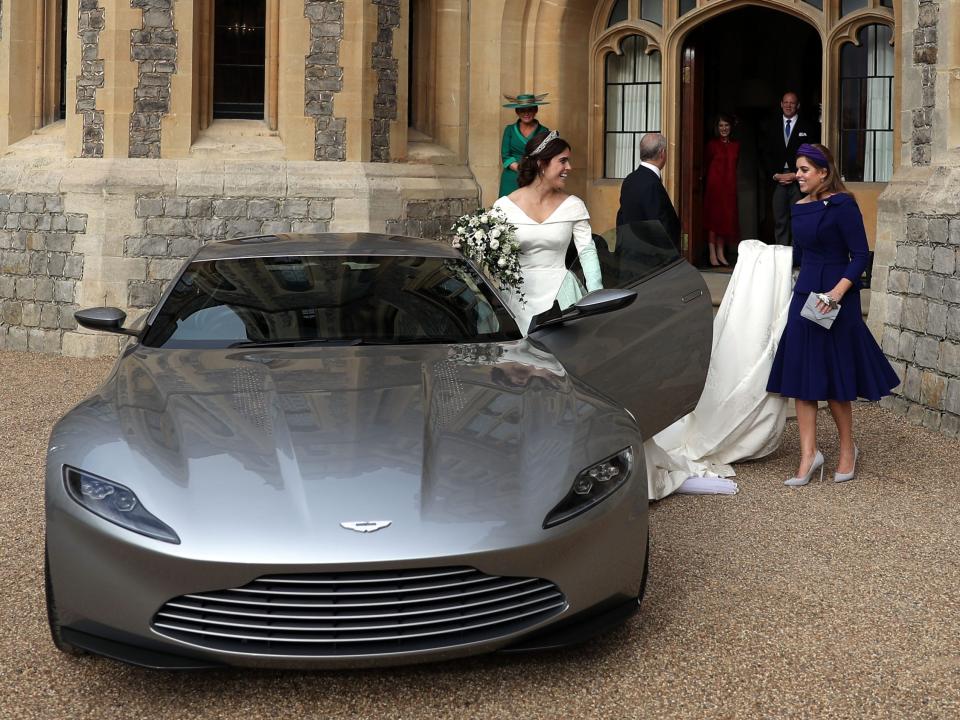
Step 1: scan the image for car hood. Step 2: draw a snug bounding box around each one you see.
[51,341,635,562]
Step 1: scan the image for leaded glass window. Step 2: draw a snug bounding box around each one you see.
[607,0,627,27]
[605,35,662,179]
[679,0,696,15]
[839,24,894,182]
[840,0,867,16]
[641,0,663,26]
[802,0,823,9]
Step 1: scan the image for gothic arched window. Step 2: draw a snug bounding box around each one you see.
[838,24,894,182]
[604,35,662,179]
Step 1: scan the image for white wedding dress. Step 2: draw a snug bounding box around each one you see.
[493,195,602,332]
[645,240,795,500]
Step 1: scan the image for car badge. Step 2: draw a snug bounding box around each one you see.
[340,521,392,533]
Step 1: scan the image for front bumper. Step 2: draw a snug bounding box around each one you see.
[47,470,647,669]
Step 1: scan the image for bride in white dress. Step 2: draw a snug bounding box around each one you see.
[492,131,603,331]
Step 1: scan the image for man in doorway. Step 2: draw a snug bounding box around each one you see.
[616,132,681,249]
[763,91,820,245]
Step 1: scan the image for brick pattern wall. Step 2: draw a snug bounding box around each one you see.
[371,0,400,163]
[304,0,346,161]
[0,193,87,353]
[880,214,960,436]
[129,0,177,159]
[386,199,478,242]
[125,195,334,308]
[911,1,939,166]
[78,0,106,159]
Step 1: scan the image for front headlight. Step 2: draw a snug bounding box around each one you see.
[543,447,633,528]
[64,467,180,544]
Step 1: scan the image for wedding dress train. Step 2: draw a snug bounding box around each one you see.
[645,240,795,500]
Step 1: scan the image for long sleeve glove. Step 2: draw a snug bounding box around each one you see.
[573,219,603,292]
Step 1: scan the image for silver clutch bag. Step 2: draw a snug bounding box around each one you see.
[800,292,840,329]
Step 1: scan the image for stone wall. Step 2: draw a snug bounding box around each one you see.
[304,0,346,161]
[125,194,334,308]
[911,1,940,166]
[129,0,177,159]
[0,193,87,353]
[371,0,400,163]
[880,212,960,436]
[386,199,477,243]
[78,0,106,159]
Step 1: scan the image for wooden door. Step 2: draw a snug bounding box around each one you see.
[680,44,705,265]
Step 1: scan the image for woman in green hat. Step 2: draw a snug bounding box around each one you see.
[499,93,550,198]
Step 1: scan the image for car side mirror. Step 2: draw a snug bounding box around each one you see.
[529,288,638,333]
[74,307,139,336]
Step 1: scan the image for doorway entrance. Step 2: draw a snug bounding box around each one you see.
[679,7,822,267]
[213,0,266,119]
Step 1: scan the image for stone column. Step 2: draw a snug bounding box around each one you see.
[277,0,316,159]
[874,0,960,436]
[0,0,40,150]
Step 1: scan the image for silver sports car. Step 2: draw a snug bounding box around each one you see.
[45,229,710,669]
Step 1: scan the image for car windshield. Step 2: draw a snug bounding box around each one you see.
[141,255,522,349]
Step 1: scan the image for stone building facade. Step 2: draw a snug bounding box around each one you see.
[0,1,959,438]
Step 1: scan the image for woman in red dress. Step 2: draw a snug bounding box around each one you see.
[703,114,740,266]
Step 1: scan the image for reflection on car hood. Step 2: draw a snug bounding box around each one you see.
[51,341,634,562]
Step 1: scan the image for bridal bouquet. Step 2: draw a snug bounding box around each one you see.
[450,207,524,304]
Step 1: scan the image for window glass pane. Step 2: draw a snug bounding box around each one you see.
[142,256,522,348]
[637,45,660,83]
[606,134,634,179]
[623,85,648,131]
[214,0,266,119]
[608,0,628,27]
[604,36,661,179]
[641,0,662,26]
[679,0,696,15]
[866,78,891,129]
[802,0,823,9]
[606,85,622,132]
[879,0,893,7]
[840,0,867,16]
[647,83,661,129]
[606,41,635,83]
[838,24,894,182]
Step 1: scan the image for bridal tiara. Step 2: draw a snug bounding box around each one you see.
[530,130,560,156]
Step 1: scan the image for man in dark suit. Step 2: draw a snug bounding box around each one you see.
[762,91,820,245]
[616,132,681,249]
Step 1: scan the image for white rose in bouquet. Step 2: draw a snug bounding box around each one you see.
[447,206,524,306]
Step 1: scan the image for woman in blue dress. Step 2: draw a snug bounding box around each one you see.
[499,93,550,198]
[767,143,900,487]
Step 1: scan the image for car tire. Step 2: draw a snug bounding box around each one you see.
[44,548,86,656]
[637,530,650,605]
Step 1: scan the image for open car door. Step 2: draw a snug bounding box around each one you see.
[529,222,712,440]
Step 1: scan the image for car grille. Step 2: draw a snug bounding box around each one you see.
[151,567,567,656]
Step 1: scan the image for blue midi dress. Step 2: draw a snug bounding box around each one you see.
[766,193,900,401]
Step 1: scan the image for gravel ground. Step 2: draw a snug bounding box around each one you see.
[1,350,957,720]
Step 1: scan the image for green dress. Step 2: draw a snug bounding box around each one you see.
[498,121,549,198]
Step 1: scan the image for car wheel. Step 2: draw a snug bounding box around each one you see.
[44,548,86,656]
[637,530,650,605]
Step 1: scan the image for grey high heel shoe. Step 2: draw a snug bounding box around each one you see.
[784,449,824,487]
[833,446,859,483]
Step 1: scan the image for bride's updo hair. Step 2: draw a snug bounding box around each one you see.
[517,132,571,188]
